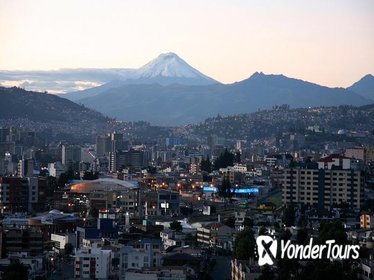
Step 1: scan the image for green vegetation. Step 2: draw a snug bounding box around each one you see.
[213,149,235,170]
[64,242,74,255]
[233,228,255,260]
[218,177,232,198]
[169,221,183,232]
[200,156,212,173]
[3,260,28,280]
[282,204,295,227]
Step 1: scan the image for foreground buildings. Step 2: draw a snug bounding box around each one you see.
[0,120,373,279]
[282,155,364,209]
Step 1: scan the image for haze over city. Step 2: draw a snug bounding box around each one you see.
[1,0,373,87]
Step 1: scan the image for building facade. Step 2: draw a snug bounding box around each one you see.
[74,245,112,279]
[282,156,364,209]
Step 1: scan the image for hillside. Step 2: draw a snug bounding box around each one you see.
[189,104,374,142]
[0,87,108,122]
[0,87,110,141]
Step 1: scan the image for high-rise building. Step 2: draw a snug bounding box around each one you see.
[0,128,9,142]
[109,150,144,172]
[110,132,124,151]
[48,162,64,178]
[0,177,47,212]
[61,144,81,165]
[96,135,111,157]
[282,155,364,210]
[17,158,34,177]
[96,133,125,158]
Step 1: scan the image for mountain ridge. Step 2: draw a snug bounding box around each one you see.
[67,72,372,126]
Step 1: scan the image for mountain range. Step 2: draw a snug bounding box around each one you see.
[1,52,373,125]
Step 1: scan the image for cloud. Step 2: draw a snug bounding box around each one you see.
[0,69,136,93]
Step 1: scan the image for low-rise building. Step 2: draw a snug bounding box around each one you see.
[124,267,187,280]
[160,229,193,250]
[361,212,374,229]
[119,240,164,279]
[51,233,76,253]
[197,223,235,250]
[231,259,261,280]
[360,250,374,280]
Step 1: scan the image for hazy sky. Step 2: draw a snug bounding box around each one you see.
[0,0,373,87]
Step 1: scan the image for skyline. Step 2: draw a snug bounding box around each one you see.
[0,0,373,88]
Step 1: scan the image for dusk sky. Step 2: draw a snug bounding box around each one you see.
[0,0,373,87]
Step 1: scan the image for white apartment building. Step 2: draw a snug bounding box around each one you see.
[48,162,64,178]
[74,245,112,279]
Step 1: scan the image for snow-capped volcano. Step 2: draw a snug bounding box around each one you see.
[1,52,218,96]
[135,52,217,85]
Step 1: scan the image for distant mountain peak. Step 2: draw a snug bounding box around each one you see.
[157,52,180,60]
[361,74,374,80]
[348,73,374,101]
[249,72,265,79]
[137,52,217,84]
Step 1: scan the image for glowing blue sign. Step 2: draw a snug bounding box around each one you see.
[202,186,259,193]
[203,186,217,192]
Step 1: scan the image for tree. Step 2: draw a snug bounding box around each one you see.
[233,228,255,260]
[317,220,347,245]
[235,151,241,163]
[297,227,309,245]
[242,217,253,229]
[213,149,235,170]
[282,204,295,227]
[257,265,275,280]
[146,166,157,175]
[169,221,183,232]
[295,259,360,280]
[64,242,74,255]
[46,176,58,196]
[201,156,212,173]
[259,226,267,235]
[82,171,99,180]
[89,206,99,218]
[223,216,235,228]
[57,166,77,187]
[218,176,232,198]
[3,259,28,280]
[57,172,69,187]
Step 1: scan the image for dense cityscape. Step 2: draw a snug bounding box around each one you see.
[1,1,373,279]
